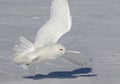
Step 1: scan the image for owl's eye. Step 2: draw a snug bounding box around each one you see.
[60,49,63,51]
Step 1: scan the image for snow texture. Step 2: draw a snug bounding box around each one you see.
[0,0,120,84]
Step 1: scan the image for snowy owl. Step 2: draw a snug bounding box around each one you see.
[14,0,91,67]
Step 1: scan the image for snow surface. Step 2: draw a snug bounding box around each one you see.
[0,0,120,84]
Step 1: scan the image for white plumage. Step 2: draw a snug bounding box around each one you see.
[14,0,72,65]
[35,0,72,48]
[14,0,91,70]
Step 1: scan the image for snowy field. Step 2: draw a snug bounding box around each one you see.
[0,0,120,84]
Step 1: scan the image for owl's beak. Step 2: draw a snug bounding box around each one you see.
[67,50,80,54]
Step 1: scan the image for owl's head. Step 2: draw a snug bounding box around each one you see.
[52,44,66,56]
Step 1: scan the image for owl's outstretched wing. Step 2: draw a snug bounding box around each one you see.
[35,0,72,47]
[62,53,92,66]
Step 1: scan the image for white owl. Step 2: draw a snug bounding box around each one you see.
[14,0,91,69]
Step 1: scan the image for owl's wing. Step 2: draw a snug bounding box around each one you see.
[62,53,92,66]
[34,0,72,47]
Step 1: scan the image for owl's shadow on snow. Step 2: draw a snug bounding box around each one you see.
[23,68,97,80]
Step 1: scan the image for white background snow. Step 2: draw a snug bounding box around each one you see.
[0,0,120,84]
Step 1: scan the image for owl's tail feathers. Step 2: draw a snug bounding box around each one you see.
[13,36,36,64]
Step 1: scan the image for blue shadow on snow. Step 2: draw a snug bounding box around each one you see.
[23,67,97,80]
